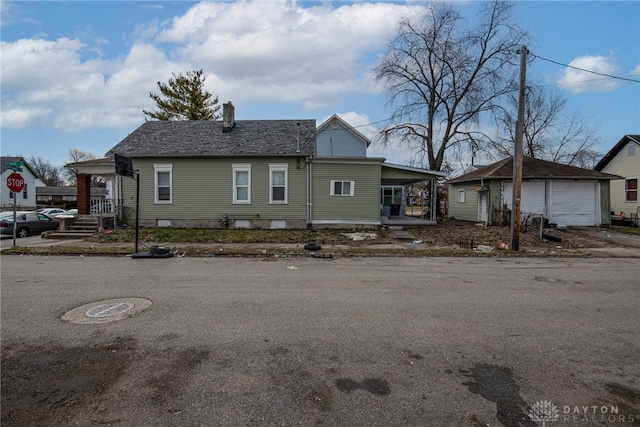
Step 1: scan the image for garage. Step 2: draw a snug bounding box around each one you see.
[447,156,619,226]
[549,181,598,226]
[503,181,546,216]
[503,180,599,226]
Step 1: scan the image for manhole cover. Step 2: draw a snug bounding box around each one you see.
[62,298,152,324]
[86,302,135,318]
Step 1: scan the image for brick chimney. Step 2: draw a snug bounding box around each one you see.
[223,101,235,133]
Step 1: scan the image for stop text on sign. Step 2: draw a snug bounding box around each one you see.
[7,173,25,193]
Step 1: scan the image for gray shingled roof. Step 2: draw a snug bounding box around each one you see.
[448,156,622,184]
[106,120,317,157]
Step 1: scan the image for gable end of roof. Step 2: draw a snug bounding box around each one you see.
[594,134,640,171]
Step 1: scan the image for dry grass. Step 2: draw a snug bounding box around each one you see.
[406,218,616,250]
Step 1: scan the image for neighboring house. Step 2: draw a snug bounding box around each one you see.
[64,157,117,215]
[36,186,109,204]
[447,156,622,227]
[1,156,44,209]
[594,135,639,221]
[103,102,445,229]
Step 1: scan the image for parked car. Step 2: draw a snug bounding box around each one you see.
[0,211,60,238]
[36,208,67,218]
[54,209,78,219]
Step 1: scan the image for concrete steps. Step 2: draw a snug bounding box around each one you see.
[68,215,100,232]
[44,215,100,239]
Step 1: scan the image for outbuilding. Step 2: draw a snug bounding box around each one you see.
[447,156,622,227]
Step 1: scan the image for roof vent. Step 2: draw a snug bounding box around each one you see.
[223,101,236,133]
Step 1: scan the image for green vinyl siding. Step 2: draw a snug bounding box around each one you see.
[121,157,307,221]
[447,183,480,221]
[312,162,380,222]
[600,180,611,225]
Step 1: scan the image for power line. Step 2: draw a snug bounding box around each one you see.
[336,52,640,132]
[531,53,640,84]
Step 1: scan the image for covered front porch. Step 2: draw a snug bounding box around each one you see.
[64,157,121,226]
[380,163,448,225]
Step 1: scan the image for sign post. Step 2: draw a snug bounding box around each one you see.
[114,153,140,253]
[6,171,26,247]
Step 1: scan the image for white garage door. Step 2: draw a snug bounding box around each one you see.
[550,181,598,226]
[502,181,546,215]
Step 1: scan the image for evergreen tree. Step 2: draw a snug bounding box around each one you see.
[143,69,221,121]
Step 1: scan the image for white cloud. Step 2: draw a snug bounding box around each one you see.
[556,55,621,93]
[156,1,419,104]
[0,106,52,129]
[1,1,420,132]
[0,38,189,131]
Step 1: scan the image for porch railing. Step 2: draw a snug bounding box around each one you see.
[90,197,115,214]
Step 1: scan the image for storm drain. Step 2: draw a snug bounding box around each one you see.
[61,298,152,324]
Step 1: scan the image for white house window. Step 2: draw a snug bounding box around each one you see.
[458,189,466,203]
[154,164,173,204]
[625,178,638,202]
[628,144,637,157]
[233,164,251,204]
[9,185,28,200]
[269,164,288,204]
[330,180,355,196]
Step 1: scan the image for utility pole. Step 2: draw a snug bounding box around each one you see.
[510,45,528,251]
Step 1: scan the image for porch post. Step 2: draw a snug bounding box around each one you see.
[77,174,91,215]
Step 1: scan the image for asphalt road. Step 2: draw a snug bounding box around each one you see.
[0,234,59,249]
[1,255,639,427]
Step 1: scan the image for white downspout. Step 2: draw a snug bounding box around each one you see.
[306,156,313,226]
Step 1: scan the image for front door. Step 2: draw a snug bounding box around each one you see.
[478,191,488,222]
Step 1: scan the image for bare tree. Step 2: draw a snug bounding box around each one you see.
[66,148,96,164]
[491,85,602,167]
[64,148,104,186]
[28,156,64,186]
[374,0,528,171]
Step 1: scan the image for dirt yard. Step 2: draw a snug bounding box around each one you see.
[402,218,619,251]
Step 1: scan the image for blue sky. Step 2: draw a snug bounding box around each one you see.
[1,0,639,171]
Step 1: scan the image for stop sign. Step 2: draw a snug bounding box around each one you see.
[7,172,25,193]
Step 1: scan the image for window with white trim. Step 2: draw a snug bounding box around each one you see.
[154,164,173,204]
[9,184,28,200]
[233,164,251,204]
[458,189,466,203]
[625,178,637,202]
[269,164,288,204]
[330,180,355,196]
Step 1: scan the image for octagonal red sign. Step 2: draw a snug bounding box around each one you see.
[7,172,25,193]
